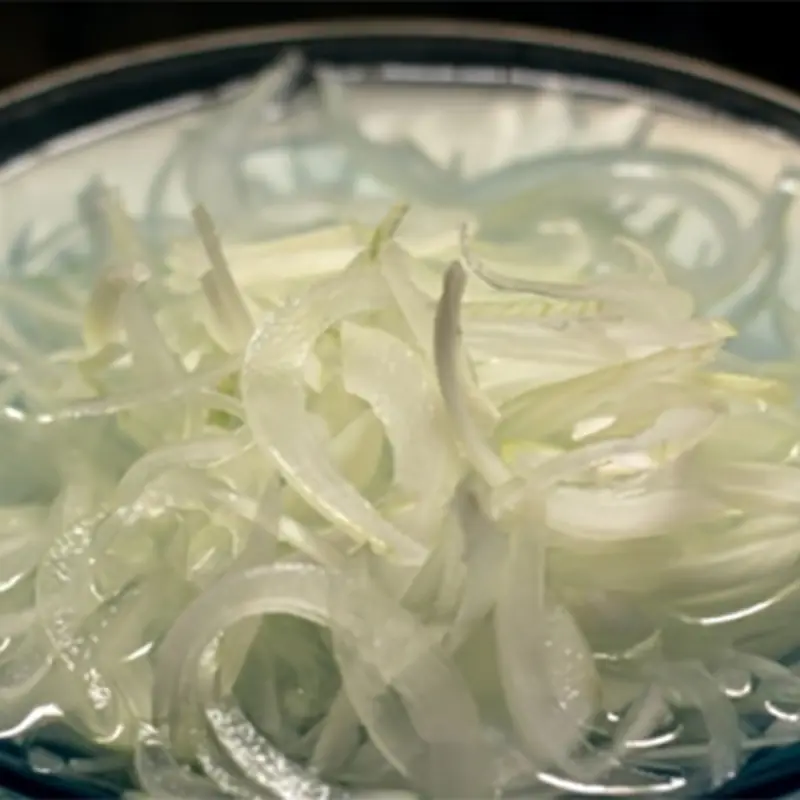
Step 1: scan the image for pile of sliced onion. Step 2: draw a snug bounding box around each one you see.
[4,52,800,800]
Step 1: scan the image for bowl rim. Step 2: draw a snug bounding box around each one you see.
[0,17,799,113]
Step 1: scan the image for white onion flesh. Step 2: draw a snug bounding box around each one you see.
[2,51,800,800]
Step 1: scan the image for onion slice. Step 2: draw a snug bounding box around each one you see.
[434,262,511,487]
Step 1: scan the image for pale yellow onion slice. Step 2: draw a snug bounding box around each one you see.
[433,262,511,487]
[242,376,423,563]
[380,241,501,427]
[496,405,718,525]
[493,503,598,773]
[463,316,622,364]
[166,213,463,301]
[650,662,741,788]
[0,505,50,590]
[400,507,470,624]
[309,374,371,438]
[375,242,437,360]
[327,560,494,797]
[704,461,800,511]
[0,628,54,706]
[195,732,270,800]
[152,563,334,798]
[5,467,118,710]
[545,482,724,543]
[460,224,698,324]
[35,464,262,741]
[82,187,151,353]
[341,321,460,523]
[666,514,800,587]
[241,259,425,564]
[36,357,238,425]
[604,317,737,361]
[276,407,387,549]
[154,561,488,796]
[698,409,800,462]
[326,407,387,499]
[118,288,183,384]
[475,356,611,405]
[315,67,460,206]
[205,695,343,800]
[191,205,255,354]
[114,430,254,504]
[134,724,227,799]
[308,691,362,777]
[183,50,306,231]
[446,482,509,648]
[497,343,724,444]
[35,508,159,739]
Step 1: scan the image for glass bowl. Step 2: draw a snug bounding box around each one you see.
[2,18,800,800]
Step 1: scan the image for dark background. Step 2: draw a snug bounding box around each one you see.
[0,2,794,95]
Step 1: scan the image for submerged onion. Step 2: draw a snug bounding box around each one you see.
[2,51,800,800]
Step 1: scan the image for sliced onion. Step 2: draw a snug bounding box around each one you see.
[433,262,511,487]
[327,561,495,798]
[205,695,343,800]
[241,251,426,564]
[494,517,599,776]
[134,724,227,799]
[652,662,741,788]
[6,59,800,797]
[341,321,459,525]
[192,205,255,353]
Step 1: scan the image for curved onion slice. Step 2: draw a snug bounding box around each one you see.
[134,724,227,799]
[341,321,459,524]
[241,256,425,564]
[433,262,511,487]
[196,733,271,800]
[206,695,343,800]
[447,482,508,648]
[153,563,342,797]
[494,516,598,776]
[545,484,722,542]
[652,662,741,788]
[156,558,494,797]
[497,345,724,445]
[460,224,698,324]
[0,628,54,705]
[191,205,254,354]
[327,561,494,798]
